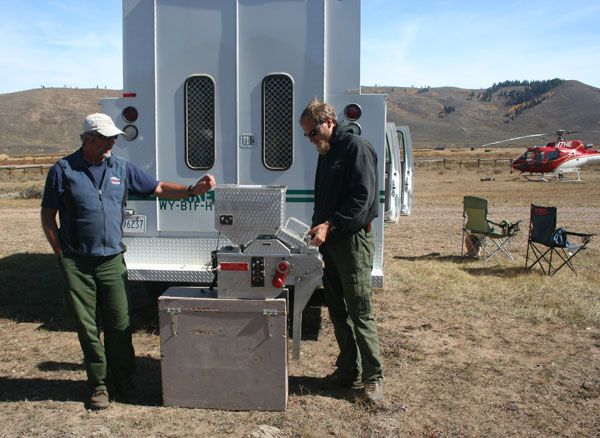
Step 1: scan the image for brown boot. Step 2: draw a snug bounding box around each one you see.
[89,386,109,410]
[356,380,384,404]
[320,370,363,390]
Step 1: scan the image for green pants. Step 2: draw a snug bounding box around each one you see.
[58,252,135,388]
[321,228,383,383]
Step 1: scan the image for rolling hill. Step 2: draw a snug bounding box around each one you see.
[371,80,600,148]
[0,88,120,155]
[1,80,599,155]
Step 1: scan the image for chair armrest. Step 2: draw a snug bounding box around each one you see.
[564,231,594,237]
[564,231,594,244]
[489,219,521,235]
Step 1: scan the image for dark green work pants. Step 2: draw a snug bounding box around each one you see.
[59,252,135,389]
[321,227,384,384]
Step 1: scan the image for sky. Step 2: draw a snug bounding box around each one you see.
[0,0,599,94]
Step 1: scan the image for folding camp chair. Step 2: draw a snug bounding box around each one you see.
[461,196,521,261]
[526,204,594,275]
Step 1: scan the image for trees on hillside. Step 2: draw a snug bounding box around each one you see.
[479,79,564,103]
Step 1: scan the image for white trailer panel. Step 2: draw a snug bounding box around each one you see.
[101,0,413,288]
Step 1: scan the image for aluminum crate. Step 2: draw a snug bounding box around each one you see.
[159,287,288,410]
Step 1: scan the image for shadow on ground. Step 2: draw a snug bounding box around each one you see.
[0,253,72,329]
[394,252,473,263]
[0,252,323,340]
[393,252,533,277]
[0,253,179,333]
[289,375,356,403]
[0,356,162,407]
[462,266,531,277]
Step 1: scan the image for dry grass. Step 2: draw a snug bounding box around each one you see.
[413,147,523,160]
[1,165,599,437]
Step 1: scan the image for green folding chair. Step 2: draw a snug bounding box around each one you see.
[461,196,520,261]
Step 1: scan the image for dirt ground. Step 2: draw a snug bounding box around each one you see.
[0,164,599,437]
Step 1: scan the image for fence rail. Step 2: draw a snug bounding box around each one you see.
[0,164,53,175]
[414,158,513,169]
[0,159,515,174]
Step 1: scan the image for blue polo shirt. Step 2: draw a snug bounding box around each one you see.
[42,154,158,210]
[42,149,159,255]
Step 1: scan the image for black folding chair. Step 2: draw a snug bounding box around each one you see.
[526,204,593,275]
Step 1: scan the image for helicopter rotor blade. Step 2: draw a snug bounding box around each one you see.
[481,133,547,147]
[560,130,600,136]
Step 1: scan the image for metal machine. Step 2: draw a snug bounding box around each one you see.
[211,184,322,359]
[158,185,321,409]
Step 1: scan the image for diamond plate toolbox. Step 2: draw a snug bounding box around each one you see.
[214,185,286,246]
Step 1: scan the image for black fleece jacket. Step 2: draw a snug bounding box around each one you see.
[311,120,379,244]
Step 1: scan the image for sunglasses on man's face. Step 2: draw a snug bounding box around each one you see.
[94,133,119,141]
[304,122,323,138]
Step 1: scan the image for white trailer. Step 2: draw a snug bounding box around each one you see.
[101,0,413,288]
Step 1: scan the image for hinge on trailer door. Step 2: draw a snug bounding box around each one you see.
[166,307,181,336]
[263,309,279,338]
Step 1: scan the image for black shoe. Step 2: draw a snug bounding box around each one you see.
[89,386,109,410]
[321,370,363,390]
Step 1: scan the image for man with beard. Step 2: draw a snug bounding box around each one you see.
[299,98,384,404]
[41,113,215,410]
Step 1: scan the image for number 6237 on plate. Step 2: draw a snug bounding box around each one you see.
[123,215,146,233]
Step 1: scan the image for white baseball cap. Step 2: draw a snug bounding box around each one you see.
[82,113,124,137]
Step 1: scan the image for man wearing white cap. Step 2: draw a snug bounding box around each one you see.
[41,113,216,410]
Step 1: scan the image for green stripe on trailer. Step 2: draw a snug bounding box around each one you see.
[286,197,314,203]
[129,189,385,203]
[287,189,314,195]
[286,189,313,203]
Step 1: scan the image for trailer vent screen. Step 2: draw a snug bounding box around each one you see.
[263,74,293,170]
[185,75,215,169]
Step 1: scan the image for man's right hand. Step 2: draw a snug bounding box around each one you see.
[309,221,331,246]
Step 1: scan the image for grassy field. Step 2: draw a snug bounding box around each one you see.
[0,161,599,437]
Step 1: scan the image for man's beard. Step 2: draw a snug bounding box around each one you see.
[316,140,330,155]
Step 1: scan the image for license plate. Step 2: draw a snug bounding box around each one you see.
[123,215,146,233]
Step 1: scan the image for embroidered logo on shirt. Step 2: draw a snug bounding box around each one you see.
[109,176,121,185]
[330,160,342,170]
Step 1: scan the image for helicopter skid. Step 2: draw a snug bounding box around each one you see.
[520,168,582,182]
[520,172,549,182]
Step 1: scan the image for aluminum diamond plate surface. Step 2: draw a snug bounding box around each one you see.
[123,237,225,264]
[214,185,286,246]
[127,267,214,283]
[122,237,226,283]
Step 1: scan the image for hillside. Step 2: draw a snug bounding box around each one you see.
[0,88,120,155]
[369,80,600,148]
[1,81,599,155]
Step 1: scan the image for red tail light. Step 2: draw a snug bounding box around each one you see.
[344,103,362,121]
[122,106,138,123]
[121,106,139,141]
